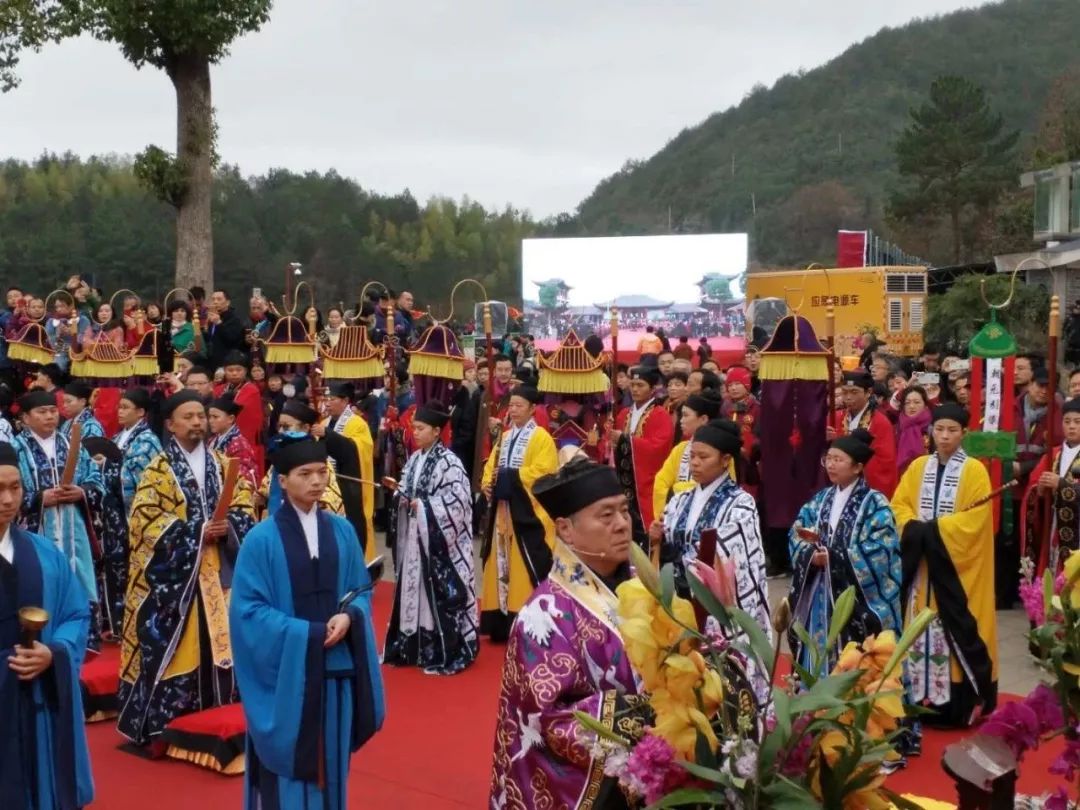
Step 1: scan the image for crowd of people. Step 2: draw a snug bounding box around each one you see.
[0,276,1070,808]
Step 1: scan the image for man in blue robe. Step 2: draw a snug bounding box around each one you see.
[231,439,385,810]
[0,442,95,809]
[13,390,104,652]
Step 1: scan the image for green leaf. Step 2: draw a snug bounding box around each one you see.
[660,562,676,611]
[646,787,727,809]
[827,586,857,650]
[628,543,661,598]
[728,606,776,672]
[678,758,729,783]
[687,568,732,626]
[881,788,928,809]
[1045,567,1057,618]
[881,607,935,681]
[571,710,629,746]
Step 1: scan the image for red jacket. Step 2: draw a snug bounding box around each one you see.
[830,406,898,497]
[215,380,265,473]
[616,400,675,527]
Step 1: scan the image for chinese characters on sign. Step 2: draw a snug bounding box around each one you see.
[810,295,860,307]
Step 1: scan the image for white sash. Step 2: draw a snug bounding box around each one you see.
[917,449,967,520]
[497,419,536,471]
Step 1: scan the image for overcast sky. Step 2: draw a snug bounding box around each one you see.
[3,0,985,218]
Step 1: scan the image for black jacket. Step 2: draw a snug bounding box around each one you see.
[203,306,247,369]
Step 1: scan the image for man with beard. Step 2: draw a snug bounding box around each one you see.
[117,390,256,748]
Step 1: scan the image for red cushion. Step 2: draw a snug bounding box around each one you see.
[80,645,120,697]
[165,703,247,737]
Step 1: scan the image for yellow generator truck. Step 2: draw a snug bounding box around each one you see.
[744,266,927,357]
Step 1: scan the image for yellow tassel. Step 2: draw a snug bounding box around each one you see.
[538,368,610,395]
[84,709,118,724]
[164,745,245,775]
[324,356,384,381]
[759,354,830,381]
[264,345,316,365]
[410,353,463,381]
[70,358,130,379]
[8,343,54,366]
[131,357,160,376]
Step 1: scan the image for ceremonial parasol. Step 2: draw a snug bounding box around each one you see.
[758,312,831,530]
[260,280,317,367]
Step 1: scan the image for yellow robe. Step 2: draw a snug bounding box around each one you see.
[480,423,557,621]
[891,453,997,716]
[323,413,377,562]
[653,440,736,521]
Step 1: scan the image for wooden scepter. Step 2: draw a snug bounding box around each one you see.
[211,457,240,523]
[471,301,495,492]
[60,422,82,486]
[608,306,619,467]
[1043,295,1061,573]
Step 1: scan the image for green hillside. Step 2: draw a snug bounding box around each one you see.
[573,0,1080,266]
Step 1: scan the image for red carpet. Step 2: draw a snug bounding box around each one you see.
[85,582,1064,808]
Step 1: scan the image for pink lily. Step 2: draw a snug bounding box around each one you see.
[689,556,737,607]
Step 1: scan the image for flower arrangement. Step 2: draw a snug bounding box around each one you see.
[577,543,935,809]
[991,554,1080,808]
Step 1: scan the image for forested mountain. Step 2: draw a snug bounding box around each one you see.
[0,155,534,309]
[573,0,1080,266]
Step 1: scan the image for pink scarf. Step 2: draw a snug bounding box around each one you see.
[896,408,932,474]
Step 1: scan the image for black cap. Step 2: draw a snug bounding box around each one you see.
[1064,398,1080,415]
[222,350,249,369]
[0,443,17,468]
[415,400,450,429]
[1032,367,1050,385]
[327,381,354,400]
[630,366,661,386]
[842,370,874,390]
[121,388,151,411]
[281,399,318,426]
[270,438,328,475]
[932,403,969,427]
[18,390,56,413]
[63,381,92,401]
[162,389,205,419]
[509,385,541,405]
[208,395,242,416]
[831,427,875,464]
[684,390,723,420]
[532,459,624,520]
[692,419,742,455]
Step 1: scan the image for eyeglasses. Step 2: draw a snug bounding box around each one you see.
[820,455,849,468]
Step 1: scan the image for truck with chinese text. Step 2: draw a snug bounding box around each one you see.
[744,266,928,357]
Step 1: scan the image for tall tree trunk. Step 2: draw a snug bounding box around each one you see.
[950,203,962,265]
[171,55,214,291]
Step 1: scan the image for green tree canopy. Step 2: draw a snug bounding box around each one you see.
[925,272,1049,354]
[889,75,1019,265]
[1,1,274,290]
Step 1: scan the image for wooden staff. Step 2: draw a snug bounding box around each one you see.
[60,422,82,486]
[608,306,619,466]
[964,479,1018,513]
[211,457,240,523]
[1043,295,1061,572]
[825,301,836,417]
[471,301,495,492]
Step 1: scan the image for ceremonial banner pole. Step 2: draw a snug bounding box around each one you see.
[471,300,495,493]
[825,300,836,418]
[1044,294,1061,572]
[608,306,619,467]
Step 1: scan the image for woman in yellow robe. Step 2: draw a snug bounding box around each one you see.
[890,403,997,728]
[653,391,725,520]
[480,386,557,642]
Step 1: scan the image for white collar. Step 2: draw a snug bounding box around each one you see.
[290,498,320,559]
[687,474,727,528]
[848,403,869,427]
[0,526,11,564]
[30,430,57,454]
[1061,442,1080,476]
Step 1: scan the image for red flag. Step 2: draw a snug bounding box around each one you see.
[836,230,867,268]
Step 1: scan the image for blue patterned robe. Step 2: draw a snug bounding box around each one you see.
[14,431,104,604]
[662,474,773,705]
[788,477,901,678]
[59,408,105,441]
[384,442,478,675]
[117,439,256,746]
[0,528,94,809]
[99,421,163,633]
